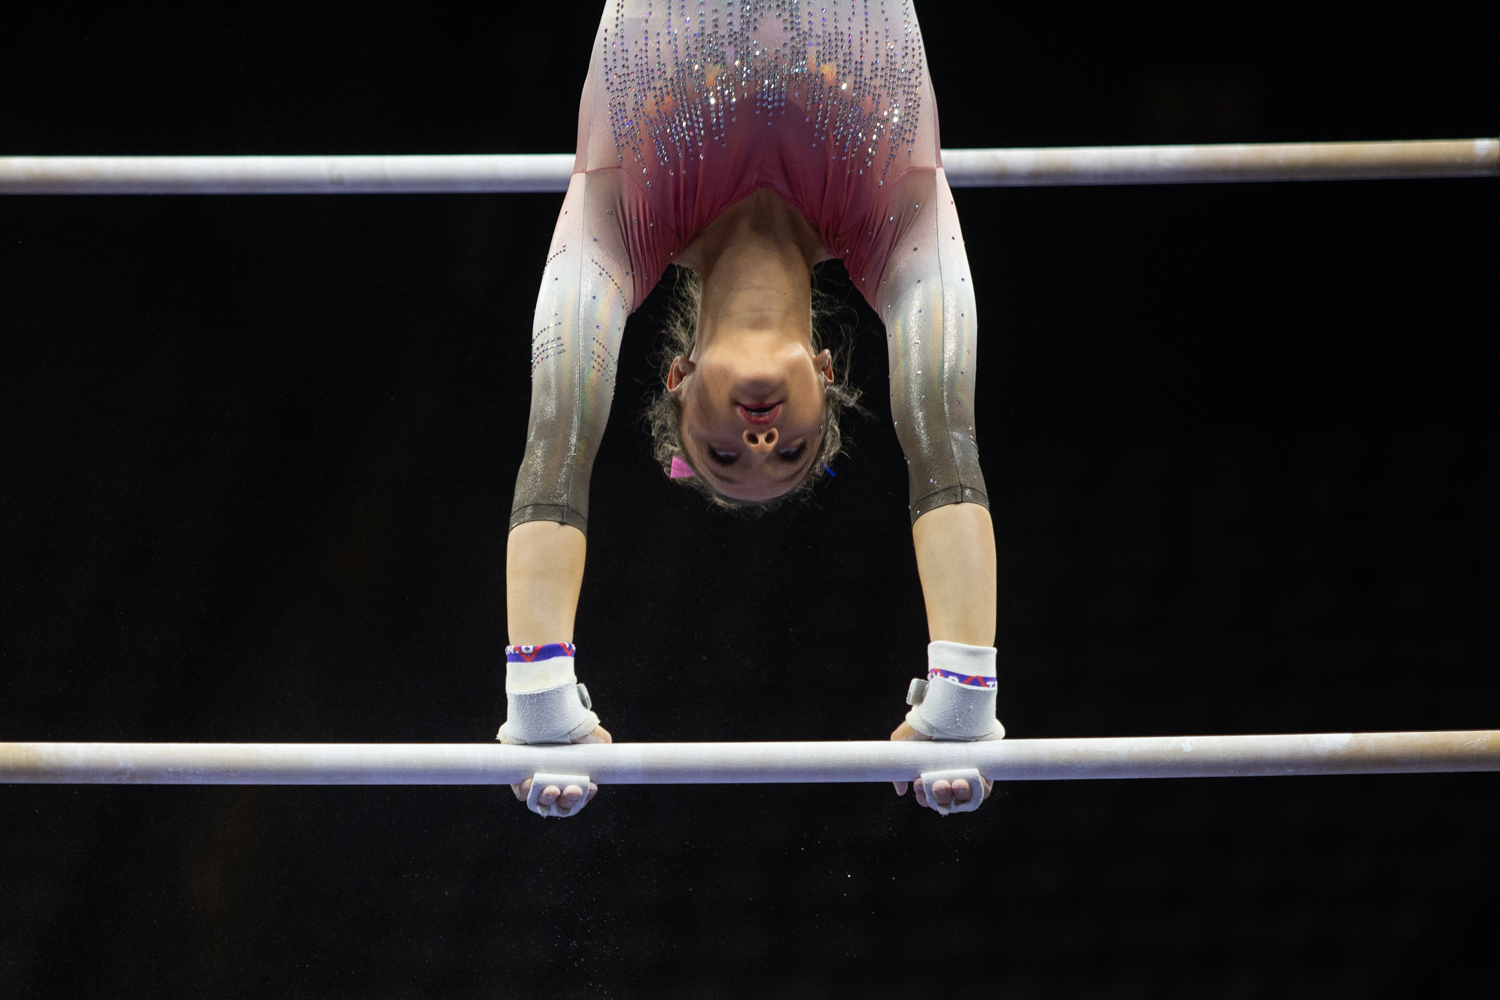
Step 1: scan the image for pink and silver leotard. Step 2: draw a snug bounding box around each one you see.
[510,0,986,533]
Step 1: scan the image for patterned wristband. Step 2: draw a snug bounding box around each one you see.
[927,667,998,689]
[506,642,576,663]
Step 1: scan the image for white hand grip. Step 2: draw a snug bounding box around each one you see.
[918,768,987,815]
[526,772,593,817]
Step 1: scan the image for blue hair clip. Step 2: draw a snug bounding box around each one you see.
[823,463,836,477]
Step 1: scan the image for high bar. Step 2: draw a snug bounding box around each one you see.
[2,731,1496,785]
[0,139,1494,194]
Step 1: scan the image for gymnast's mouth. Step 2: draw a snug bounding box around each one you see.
[736,402,781,425]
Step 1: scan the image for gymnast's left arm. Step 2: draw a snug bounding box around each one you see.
[876,167,1002,810]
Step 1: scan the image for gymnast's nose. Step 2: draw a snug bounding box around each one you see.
[743,427,778,454]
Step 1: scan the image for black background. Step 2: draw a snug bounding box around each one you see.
[2,2,1496,997]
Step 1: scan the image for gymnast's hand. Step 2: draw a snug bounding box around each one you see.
[889,721,994,810]
[509,724,612,815]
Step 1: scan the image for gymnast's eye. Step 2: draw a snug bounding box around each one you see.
[706,447,738,466]
[777,443,807,464]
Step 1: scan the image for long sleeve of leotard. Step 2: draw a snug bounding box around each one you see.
[874,166,988,523]
[508,167,635,535]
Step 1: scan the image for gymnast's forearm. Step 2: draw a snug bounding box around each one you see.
[912,502,997,647]
[505,521,587,645]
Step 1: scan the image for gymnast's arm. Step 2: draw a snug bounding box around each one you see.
[506,165,631,646]
[507,521,586,645]
[877,166,994,645]
[911,501,995,647]
[504,166,631,763]
[879,168,999,795]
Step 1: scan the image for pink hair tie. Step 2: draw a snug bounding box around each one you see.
[669,455,695,479]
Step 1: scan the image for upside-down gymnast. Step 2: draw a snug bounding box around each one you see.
[503,0,1000,815]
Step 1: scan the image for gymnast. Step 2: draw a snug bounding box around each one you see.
[503,1,1000,816]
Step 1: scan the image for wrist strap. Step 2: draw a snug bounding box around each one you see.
[905,641,1004,741]
[497,642,599,745]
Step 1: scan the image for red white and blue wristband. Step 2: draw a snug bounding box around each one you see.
[928,667,999,689]
[498,641,597,745]
[507,642,576,664]
[904,640,1004,742]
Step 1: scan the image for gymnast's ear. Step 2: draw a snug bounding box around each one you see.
[813,348,834,385]
[667,356,695,394]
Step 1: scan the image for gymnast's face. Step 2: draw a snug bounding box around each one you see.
[668,338,833,502]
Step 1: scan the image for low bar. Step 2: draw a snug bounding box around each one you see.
[2,731,1496,786]
[1,139,1494,194]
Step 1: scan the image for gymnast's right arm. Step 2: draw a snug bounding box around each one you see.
[505,165,630,643]
[499,166,632,803]
[505,172,603,650]
[506,523,587,645]
[506,12,629,654]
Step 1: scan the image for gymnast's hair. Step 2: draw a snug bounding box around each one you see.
[645,262,863,512]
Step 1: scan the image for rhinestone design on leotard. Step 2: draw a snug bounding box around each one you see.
[604,0,923,184]
[530,329,566,373]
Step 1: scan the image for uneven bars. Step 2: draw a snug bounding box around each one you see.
[0,139,1494,195]
[2,731,1496,785]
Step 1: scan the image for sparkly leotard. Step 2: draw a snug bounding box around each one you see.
[510,0,986,534]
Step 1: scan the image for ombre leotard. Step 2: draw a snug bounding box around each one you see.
[511,0,986,534]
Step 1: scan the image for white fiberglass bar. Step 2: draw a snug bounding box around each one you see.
[0,153,577,195]
[941,138,1498,187]
[0,139,1494,195]
[2,731,1496,785]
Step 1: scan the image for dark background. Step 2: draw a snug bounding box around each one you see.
[2,2,1496,997]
